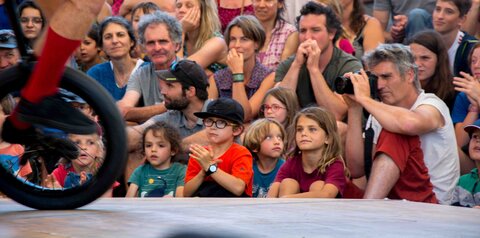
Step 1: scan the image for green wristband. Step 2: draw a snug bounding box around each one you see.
[232,73,244,83]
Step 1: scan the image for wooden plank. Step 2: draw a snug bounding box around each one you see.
[0,198,478,237]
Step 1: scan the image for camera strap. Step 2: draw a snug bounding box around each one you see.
[364,121,374,180]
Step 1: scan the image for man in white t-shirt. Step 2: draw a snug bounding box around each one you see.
[345,44,460,205]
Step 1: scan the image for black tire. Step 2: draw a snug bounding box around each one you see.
[0,64,127,209]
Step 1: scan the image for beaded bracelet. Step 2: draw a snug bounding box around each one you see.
[232,73,244,83]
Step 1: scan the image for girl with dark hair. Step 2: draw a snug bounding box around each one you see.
[18,0,46,49]
[408,30,456,111]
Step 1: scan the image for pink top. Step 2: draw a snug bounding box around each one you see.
[217,1,254,33]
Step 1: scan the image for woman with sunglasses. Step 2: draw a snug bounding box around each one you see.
[18,0,45,50]
[208,15,275,122]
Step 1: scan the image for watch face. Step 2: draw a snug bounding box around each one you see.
[209,164,217,172]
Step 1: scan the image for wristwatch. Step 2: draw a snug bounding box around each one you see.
[205,164,218,176]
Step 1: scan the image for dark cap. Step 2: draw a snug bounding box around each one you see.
[464,119,480,136]
[0,30,17,49]
[194,98,244,125]
[156,60,209,90]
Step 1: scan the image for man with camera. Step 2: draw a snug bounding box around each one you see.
[274,1,362,120]
[344,44,459,204]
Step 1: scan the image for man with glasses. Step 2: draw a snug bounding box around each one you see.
[0,30,20,71]
[126,60,212,183]
[117,10,182,124]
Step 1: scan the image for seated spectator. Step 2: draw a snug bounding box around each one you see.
[243,118,286,197]
[340,0,385,60]
[0,30,20,71]
[18,0,45,50]
[126,121,186,197]
[275,2,362,119]
[267,107,347,198]
[120,0,175,19]
[117,11,182,124]
[314,0,355,55]
[175,0,228,75]
[452,119,480,208]
[0,95,30,179]
[408,30,456,111]
[345,94,438,203]
[253,0,298,71]
[373,0,435,43]
[218,0,254,33]
[87,16,144,101]
[208,15,275,121]
[345,43,459,205]
[433,0,478,77]
[126,60,212,185]
[452,42,480,174]
[129,1,161,60]
[257,87,300,152]
[46,132,103,189]
[184,98,253,197]
[75,24,106,73]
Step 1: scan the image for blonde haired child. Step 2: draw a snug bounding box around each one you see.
[244,118,286,197]
[126,121,186,197]
[47,132,104,189]
[267,107,347,198]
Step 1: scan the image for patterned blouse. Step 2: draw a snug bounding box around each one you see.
[214,59,273,99]
[256,20,297,71]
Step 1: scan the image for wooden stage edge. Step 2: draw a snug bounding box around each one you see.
[0,198,479,238]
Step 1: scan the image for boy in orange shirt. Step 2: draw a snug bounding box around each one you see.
[184,98,253,197]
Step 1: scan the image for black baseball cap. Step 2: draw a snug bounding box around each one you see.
[156,60,209,90]
[194,98,244,125]
[0,30,17,49]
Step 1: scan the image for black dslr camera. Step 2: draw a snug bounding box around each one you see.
[334,71,379,99]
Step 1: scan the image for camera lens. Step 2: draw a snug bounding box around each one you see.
[334,76,354,94]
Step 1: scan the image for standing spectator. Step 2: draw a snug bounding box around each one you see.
[282,0,309,25]
[267,107,347,198]
[345,43,460,205]
[87,16,144,101]
[340,0,385,60]
[0,30,20,71]
[117,11,182,124]
[18,0,45,49]
[217,0,254,33]
[253,0,298,71]
[275,2,362,119]
[243,118,286,197]
[373,0,435,43]
[408,30,456,111]
[184,98,253,197]
[208,15,275,121]
[433,0,477,77]
[75,24,105,73]
[175,0,227,75]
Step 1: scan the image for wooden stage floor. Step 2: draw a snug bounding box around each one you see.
[0,198,478,238]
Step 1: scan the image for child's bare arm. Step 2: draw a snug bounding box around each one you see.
[210,170,246,196]
[125,183,139,197]
[183,171,206,197]
[266,182,280,198]
[175,186,184,197]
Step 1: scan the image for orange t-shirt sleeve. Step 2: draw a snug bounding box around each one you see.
[229,146,253,186]
[185,155,202,183]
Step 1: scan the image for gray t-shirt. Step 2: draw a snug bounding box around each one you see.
[373,0,436,16]
[126,62,164,106]
[275,47,362,108]
[140,99,212,138]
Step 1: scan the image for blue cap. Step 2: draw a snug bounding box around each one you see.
[0,30,17,49]
[464,119,480,135]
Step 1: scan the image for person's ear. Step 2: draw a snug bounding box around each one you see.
[233,125,244,136]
